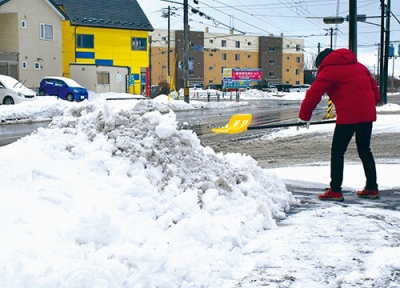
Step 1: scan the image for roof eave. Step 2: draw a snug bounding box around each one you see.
[69,21,154,32]
[45,0,68,20]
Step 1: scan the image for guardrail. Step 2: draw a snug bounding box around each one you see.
[186,90,241,102]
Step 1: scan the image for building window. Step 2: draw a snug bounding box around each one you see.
[235,54,240,61]
[162,65,166,69]
[296,69,300,75]
[269,59,275,64]
[209,66,213,71]
[286,44,290,48]
[189,70,194,76]
[287,56,290,60]
[235,41,240,48]
[22,61,27,69]
[40,23,53,40]
[269,71,275,77]
[162,36,167,41]
[21,20,26,29]
[34,62,41,70]
[209,39,214,44]
[296,56,301,63]
[296,44,301,51]
[97,72,110,84]
[286,68,289,72]
[269,46,275,52]
[162,51,166,55]
[247,54,251,59]
[222,53,227,60]
[76,34,94,48]
[221,40,226,47]
[209,53,214,57]
[131,37,147,51]
[248,42,252,46]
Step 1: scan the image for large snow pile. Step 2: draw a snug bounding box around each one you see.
[0,99,296,287]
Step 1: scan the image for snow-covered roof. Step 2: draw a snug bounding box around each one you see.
[56,0,153,31]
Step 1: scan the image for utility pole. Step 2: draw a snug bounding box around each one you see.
[183,0,190,103]
[383,0,391,105]
[167,6,171,81]
[379,0,391,105]
[348,0,357,55]
[148,35,152,98]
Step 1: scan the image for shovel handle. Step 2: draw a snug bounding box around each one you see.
[247,119,336,130]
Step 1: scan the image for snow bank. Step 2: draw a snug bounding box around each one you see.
[0,99,296,287]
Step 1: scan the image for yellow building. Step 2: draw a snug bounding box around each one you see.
[282,38,305,85]
[58,0,153,94]
[150,29,304,90]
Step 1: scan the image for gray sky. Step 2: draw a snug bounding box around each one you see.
[138,0,400,77]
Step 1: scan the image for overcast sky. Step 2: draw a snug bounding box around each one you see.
[137,0,400,78]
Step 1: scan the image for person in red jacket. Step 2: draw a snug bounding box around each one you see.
[298,48,380,201]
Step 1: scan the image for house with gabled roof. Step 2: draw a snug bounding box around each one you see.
[56,0,154,94]
[0,0,153,94]
[0,0,67,89]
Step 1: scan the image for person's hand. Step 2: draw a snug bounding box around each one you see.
[297,118,310,130]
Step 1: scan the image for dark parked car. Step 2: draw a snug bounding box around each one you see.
[38,77,88,101]
[206,84,223,90]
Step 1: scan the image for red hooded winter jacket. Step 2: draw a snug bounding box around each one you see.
[299,48,380,124]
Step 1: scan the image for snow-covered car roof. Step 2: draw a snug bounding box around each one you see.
[43,76,84,88]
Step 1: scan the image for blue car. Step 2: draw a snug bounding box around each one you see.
[38,77,88,101]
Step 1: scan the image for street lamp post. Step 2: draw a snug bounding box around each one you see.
[323,0,391,105]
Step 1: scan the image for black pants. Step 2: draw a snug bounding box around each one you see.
[330,122,378,192]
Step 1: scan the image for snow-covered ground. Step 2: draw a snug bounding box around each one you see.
[0,90,399,287]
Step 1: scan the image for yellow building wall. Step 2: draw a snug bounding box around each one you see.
[151,47,175,85]
[282,53,304,85]
[203,51,259,86]
[62,21,149,94]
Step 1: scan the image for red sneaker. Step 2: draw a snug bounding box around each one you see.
[318,188,344,201]
[356,189,380,199]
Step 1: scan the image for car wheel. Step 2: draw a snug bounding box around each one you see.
[66,94,74,102]
[39,90,46,96]
[3,96,14,105]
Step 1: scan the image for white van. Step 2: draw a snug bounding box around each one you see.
[289,84,311,92]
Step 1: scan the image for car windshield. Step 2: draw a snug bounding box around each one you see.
[62,78,83,88]
[46,77,83,88]
[0,76,29,91]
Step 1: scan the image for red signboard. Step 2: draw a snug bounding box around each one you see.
[231,68,262,81]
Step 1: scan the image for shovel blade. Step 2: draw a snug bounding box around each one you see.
[211,114,253,134]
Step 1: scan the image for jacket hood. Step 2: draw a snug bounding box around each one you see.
[319,48,357,70]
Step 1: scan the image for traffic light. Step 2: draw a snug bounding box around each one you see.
[323,16,344,24]
[389,45,394,58]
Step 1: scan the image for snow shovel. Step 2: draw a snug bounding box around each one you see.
[211,114,336,134]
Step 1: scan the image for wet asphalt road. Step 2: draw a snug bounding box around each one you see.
[1,95,399,212]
